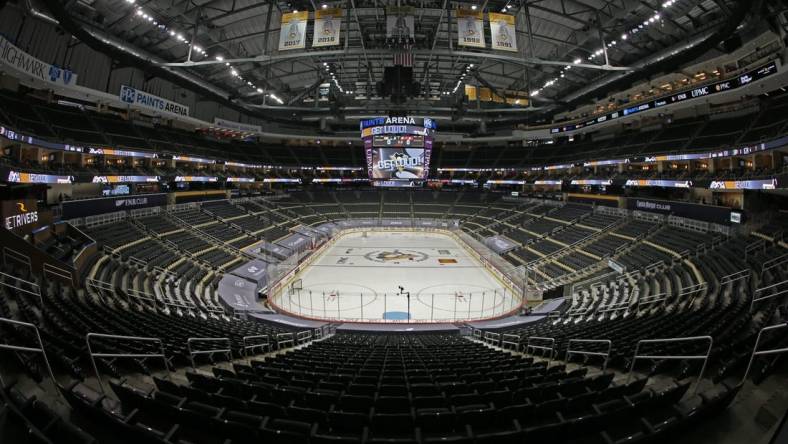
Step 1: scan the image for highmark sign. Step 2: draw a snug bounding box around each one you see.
[119,85,190,117]
[0,36,77,87]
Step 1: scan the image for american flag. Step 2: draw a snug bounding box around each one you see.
[393,51,414,67]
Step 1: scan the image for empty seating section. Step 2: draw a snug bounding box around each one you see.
[546,204,592,222]
[549,226,594,246]
[0,190,786,444]
[524,218,564,235]
[137,214,180,234]
[203,201,248,219]
[177,209,217,226]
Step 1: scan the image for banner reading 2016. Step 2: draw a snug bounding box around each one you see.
[279,11,308,51]
[313,8,342,47]
[456,9,485,48]
[489,13,517,52]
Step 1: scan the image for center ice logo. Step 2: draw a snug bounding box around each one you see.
[364,249,428,263]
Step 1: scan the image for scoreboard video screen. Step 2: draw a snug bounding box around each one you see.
[361,116,435,185]
[372,134,425,147]
[371,147,427,179]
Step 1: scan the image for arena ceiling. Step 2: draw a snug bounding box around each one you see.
[51,0,752,124]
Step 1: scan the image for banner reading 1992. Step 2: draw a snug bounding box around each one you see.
[456,9,485,48]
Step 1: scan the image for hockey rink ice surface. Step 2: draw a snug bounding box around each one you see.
[279,231,519,322]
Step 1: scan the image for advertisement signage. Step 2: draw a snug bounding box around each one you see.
[0,35,78,87]
[61,193,168,219]
[6,170,73,184]
[87,147,157,158]
[212,118,262,134]
[91,175,159,183]
[625,179,692,188]
[709,178,778,190]
[550,60,778,134]
[119,85,190,117]
[360,116,437,131]
[174,176,218,183]
[2,199,40,234]
[627,197,733,225]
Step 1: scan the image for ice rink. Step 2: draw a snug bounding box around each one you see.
[276,231,520,322]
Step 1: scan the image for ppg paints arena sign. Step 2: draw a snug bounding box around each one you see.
[119,85,190,117]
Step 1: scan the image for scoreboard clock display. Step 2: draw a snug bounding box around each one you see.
[372,134,425,147]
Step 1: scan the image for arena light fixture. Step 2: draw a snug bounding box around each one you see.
[215,55,223,61]
[471,4,477,10]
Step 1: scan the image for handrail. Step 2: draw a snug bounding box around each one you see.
[277,332,295,348]
[86,333,170,396]
[626,335,713,394]
[740,323,788,387]
[0,271,43,307]
[296,330,313,344]
[484,331,501,346]
[0,317,59,395]
[525,336,556,360]
[719,269,751,285]
[186,337,232,370]
[501,333,520,350]
[761,252,788,277]
[566,339,612,372]
[751,279,788,312]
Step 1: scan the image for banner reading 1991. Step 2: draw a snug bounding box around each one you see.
[489,13,517,52]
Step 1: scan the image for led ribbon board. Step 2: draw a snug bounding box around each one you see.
[550,60,778,134]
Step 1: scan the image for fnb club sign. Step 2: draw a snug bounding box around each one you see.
[2,200,39,233]
[61,193,167,219]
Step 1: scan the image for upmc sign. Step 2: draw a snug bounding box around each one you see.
[62,193,168,219]
[2,199,40,234]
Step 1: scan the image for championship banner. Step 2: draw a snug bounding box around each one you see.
[386,6,415,40]
[0,35,78,87]
[456,10,485,48]
[313,8,342,47]
[488,13,517,52]
[279,11,308,51]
